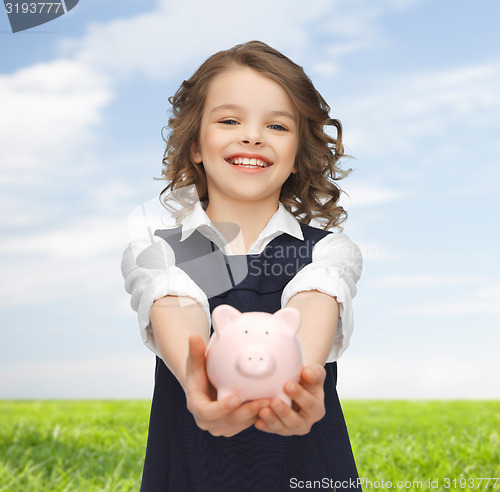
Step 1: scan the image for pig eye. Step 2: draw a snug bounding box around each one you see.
[265,331,269,335]
[244,330,248,334]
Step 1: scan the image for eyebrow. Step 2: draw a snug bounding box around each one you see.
[210,104,296,121]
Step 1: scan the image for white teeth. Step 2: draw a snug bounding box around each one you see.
[229,157,270,167]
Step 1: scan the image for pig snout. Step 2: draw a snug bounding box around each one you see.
[236,345,276,378]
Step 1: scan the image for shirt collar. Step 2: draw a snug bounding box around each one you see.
[180,201,304,245]
[259,202,304,242]
[180,200,212,242]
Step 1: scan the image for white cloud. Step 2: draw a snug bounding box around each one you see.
[369,274,482,288]
[320,4,385,42]
[419,354,500,398]
[340,180,408,208]
[337,353,500,399]
[0,215,130,308]
[59,0,310,80]
[475,284,500,299]
[337,63,500,158]
[0,255,121,308]
[86,180,138,213]
[0,215,127,259]
[352,241,392,263]
[311,61,339,79]
[395,300,500,316]
[57,0,413,83]
[0,59,112,184]
[5,349,498,400]
[0,195,59,227]
[0,352,155,398]
[386,281,500,316]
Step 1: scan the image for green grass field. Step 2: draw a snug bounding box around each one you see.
[0,400,498,491]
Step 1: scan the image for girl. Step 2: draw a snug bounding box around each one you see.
[122,40,363,491]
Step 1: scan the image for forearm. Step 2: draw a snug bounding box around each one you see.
[150,295,210,391]
[285,290,338,366]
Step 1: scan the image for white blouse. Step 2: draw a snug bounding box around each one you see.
[121,200,363,363]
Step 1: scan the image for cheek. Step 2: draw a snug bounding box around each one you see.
[284,138,299,165]
[288,143,299,174]
[202,129,226,156]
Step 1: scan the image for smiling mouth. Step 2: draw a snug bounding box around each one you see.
[225,156,273,168]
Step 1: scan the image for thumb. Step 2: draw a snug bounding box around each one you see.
[188,334,207,360]
[186,334,207,379]
[300,364,326,389]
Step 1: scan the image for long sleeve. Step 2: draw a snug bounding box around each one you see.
[281,232,363,362]
[121,236,210,356]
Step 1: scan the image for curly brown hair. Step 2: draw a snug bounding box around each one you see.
[159,40,351,230]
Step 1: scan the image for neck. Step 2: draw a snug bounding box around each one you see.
[205,195,279,254]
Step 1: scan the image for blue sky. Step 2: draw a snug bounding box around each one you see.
[1,0,499,399]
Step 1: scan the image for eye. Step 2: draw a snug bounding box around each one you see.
[268,123,288,131]
[219,119,239,125]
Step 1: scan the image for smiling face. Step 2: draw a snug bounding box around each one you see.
[191,66,299,208]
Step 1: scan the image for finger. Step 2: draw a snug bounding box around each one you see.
[223,415,260,437]
[255,406,288,434]
[203,410,258,438]
[225,398,270,420]
[219,401,269,436]
[228,402,269,431]
[196,395,268,425]
[299,365,326,393]
[197,397,268,437]
[256,398,303,435]
[240,398,271,417]
[186,335,209,389]
[187,335,206,373]
[195,394,242,423]
[283,380,323,422]
[271,394,304,427]
[186,335,221,419]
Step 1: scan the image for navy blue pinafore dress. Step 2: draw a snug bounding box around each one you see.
[141,224,361,491]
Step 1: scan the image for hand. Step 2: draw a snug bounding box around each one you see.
[254,364,326,436]
[185,335,270,437]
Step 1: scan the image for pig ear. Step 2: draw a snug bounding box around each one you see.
[212,304,241,334]
[273,307,301,335]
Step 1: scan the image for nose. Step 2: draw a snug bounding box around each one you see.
[240,124,263,146]
[237,345,276,378]
[242,136,262,145]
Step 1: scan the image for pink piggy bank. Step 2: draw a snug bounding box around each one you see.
[206,304,303,406]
